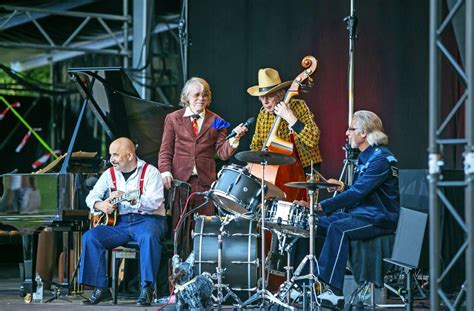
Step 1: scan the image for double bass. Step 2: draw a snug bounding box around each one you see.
[248,56,318,291]
[249,55,319,201]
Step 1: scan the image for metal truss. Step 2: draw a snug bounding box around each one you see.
[0,2,131,68]
[429,0,474,310]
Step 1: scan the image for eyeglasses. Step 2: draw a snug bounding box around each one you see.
[190,92,210,99]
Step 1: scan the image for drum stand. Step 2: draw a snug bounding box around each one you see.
[275,235,300,303]
[212,216,241,309]
[239,159,294,310]
[287,175,322,310]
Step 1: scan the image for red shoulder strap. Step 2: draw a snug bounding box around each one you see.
[139,163,149,194]
[110,167,117,190]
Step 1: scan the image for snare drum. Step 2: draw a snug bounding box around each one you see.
[209,164,264,217]
[265,200,309,237]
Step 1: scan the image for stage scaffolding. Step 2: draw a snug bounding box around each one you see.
[0,2,131,70]
[429,0,474,310]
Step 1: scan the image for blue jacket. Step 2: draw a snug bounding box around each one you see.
[320,145,400,228]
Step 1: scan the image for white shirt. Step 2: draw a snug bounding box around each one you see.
[86,158,166,216]
[183,106,206,134]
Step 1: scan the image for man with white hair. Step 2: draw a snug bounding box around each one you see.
[316,110,400,308]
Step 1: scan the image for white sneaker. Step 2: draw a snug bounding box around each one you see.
[317,289,345,309]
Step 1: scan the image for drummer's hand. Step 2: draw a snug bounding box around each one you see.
[274,102,297,126]
[231,123,249,140]
[293,200,310,208]
[327,178,344,192]
[317,203,323,212]
[163,175,173,190]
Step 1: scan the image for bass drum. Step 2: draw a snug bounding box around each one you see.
[193,216,258,302]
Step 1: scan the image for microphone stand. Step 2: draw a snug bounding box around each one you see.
[334,143,359,198]
[338,0,359,189]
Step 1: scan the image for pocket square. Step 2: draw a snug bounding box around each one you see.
[210,117,230,130]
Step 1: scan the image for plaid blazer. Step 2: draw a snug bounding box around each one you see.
[250,98,322,168]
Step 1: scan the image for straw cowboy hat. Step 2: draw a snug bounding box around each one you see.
[247,68,291,96]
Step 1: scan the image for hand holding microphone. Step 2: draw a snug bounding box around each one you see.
[226,117,255,140]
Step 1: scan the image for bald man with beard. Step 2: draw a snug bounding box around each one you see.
[79,137,167,306]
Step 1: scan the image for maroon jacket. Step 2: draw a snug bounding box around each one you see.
[158,108,236,187]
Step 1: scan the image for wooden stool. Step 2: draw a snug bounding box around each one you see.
[111,241,140,304]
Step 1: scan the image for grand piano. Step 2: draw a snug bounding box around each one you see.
[0,67,175,299]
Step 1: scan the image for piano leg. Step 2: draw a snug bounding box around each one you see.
[19,233,37,298]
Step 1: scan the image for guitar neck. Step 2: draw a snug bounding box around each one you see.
[109,191,137,205]
[109,195,125,205]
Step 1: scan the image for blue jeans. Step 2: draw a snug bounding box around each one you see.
[79,214,167,289]
[316,212,393,289]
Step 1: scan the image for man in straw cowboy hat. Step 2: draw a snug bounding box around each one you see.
[247,68,322,173]
[247,68,323,287]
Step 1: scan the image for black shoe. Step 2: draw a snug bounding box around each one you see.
[136,286,153,306]
[81,288,112,305]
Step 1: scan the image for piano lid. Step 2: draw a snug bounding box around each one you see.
[68,67,176,164]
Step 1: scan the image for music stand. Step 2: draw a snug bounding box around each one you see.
[235,150,295,310]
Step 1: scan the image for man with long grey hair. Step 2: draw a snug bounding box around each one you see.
[315,110,400,308]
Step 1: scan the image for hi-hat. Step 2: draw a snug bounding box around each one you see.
[285,181,340,190]
[235,150,295,165]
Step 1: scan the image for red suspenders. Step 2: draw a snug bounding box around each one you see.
[139,163,148,194]
[109,163,149,194]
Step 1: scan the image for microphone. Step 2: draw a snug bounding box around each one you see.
[226,117,255,139]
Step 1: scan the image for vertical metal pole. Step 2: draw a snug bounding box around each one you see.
[345,0,357,185]
[407,269,413,311]
[179,0,188,83]
[49,59,55,150]
[184,0,188,82]
[260,161,266,295]
[123,0,129,68]
[308,187,314,278]
[133,0,151,99]
[428,0,441,310]
[465,0,474,309]
[347,0,355,126]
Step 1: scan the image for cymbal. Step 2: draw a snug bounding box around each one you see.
[235,150,295,165]
[285,181,340,190]
[263,180,286,200]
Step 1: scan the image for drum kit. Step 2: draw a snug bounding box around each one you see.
[192,149,338,310]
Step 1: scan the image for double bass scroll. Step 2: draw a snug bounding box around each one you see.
[263,56,318,155]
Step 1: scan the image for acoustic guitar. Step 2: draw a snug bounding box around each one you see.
[90,189,140,227]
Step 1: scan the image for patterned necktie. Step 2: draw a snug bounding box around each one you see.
[191,115,200,136]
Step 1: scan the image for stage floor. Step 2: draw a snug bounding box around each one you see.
[0,262,433,310]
